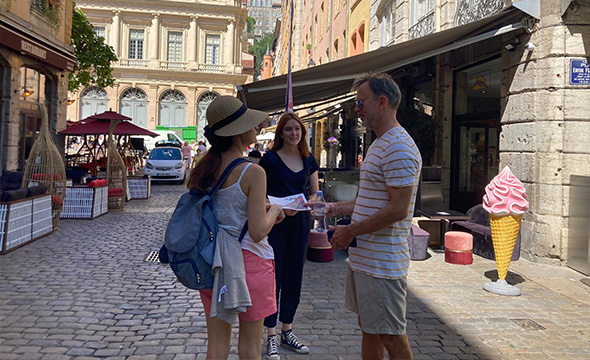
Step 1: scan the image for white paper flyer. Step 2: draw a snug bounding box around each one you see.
[267,193,311,211]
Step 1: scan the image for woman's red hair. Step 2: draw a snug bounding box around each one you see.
[270,113,310,157]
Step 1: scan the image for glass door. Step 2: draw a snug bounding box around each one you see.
[451,57,501,212]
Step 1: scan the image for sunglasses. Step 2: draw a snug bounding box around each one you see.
[355,97,380,110]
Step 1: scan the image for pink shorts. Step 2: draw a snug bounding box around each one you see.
[200,249,277,322]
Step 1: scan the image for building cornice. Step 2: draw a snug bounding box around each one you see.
[76,0,246,21]
[113,67,248,85]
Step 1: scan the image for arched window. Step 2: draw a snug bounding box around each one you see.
[80,86,108,120]
[196,92,219,140]
[119,88,148,128]
[358,23,365,54]
[158,89,186,127]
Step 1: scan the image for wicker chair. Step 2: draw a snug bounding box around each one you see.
[21,104,66,229]
[106,122,127,211]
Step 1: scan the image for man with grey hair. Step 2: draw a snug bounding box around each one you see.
[325,72,421,359]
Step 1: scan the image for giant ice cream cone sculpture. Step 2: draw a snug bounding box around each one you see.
[482,166,528,296]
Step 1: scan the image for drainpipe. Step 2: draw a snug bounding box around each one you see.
[434,0,441,164]
[328,0,333,61]
[344,0,349,57]
[435,0,441,31]
[311,1,315,65]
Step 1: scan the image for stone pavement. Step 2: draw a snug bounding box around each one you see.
[1,184,589,360]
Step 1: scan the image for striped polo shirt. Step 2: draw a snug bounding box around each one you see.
[349,126,422,279]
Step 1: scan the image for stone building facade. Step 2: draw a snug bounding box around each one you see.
[0,0,76,173]
[372,0,590,264]
[70,0,248,142]
[250,0,590,265]
[246,0,281,37]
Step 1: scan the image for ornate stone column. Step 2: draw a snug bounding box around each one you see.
[112,11,121,57]
[188,16,198,68]
[149,13,160,67]
[224,19,235,69]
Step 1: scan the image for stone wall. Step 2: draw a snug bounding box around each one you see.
[501,0,590,264]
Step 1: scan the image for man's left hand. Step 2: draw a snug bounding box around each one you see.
[330,225,355,250]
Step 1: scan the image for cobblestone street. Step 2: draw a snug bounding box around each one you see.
[1,184,589,360]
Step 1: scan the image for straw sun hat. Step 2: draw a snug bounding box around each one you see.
[205,96,268,137]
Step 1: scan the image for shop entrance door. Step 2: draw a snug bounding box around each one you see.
[451,120,498,212]
[452,57,501,212]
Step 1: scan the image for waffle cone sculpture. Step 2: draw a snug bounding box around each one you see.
[489,213,522,280]
[482,166,528,296]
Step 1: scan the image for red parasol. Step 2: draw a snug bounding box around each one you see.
[59,118,157,136]
[90,109,132,121]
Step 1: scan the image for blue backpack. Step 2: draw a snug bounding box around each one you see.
[160,158,249,290]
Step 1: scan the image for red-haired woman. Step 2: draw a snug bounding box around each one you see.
[259,112,320,359]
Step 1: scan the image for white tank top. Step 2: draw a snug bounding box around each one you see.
[212,163,274,260]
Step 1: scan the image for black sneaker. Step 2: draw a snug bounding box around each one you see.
[266,334,280,360]
[281,330,309,354]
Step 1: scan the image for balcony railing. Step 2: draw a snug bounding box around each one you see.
[119,59,149,68]
[197,63,226,73]
[409,11,435,40]
[116,59,230,74]
[31,0,61,25]
[454,0,505,26]
[159,61,188,70]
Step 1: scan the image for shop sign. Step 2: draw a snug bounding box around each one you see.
[0,22,76,72]
[570,59,590,85]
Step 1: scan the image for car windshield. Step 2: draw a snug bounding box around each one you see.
[149,148,181,160]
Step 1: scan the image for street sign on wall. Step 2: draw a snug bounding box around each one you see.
[570,59,590,85]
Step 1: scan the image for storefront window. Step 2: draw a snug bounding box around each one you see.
[18,67,50,171]
[454,58,501,116]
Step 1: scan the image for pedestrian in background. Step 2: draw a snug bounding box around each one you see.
[259,112,319,359]
[181,141,192,169]
[248,143,262,163]
[187,96,285,359]
[323,72,421,360]
[193,140,207,167]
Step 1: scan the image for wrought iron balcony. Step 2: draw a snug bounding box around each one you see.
[409,11,435,40]
[454,0,505,26]
[31,0,61,24]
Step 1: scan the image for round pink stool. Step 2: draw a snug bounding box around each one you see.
[444,231,473,265]
[307,230,334,262]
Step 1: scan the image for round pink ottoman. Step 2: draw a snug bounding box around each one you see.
[444,231,473,265]
[307,230,334,262]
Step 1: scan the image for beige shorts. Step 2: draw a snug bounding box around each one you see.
[345,265,408,335]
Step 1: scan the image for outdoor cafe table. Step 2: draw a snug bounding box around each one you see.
[419,209,471,250]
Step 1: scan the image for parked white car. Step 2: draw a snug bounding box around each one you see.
[143,146,186,184]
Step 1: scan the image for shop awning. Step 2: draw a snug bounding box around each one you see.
[238,8,526,112]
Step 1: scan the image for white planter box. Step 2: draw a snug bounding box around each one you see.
[127,176,151,200]
[0,194,53,254]
[60,186,109,219]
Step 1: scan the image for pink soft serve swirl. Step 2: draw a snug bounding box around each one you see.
[482,166,529,215]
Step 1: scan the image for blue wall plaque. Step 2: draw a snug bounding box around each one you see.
[570,59,590,85]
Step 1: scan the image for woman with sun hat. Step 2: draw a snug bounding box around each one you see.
[187,95,285,359]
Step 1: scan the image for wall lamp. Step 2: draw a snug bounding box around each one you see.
[60,98,76,105]
[503,37,521,52]
[14,88,35,97]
